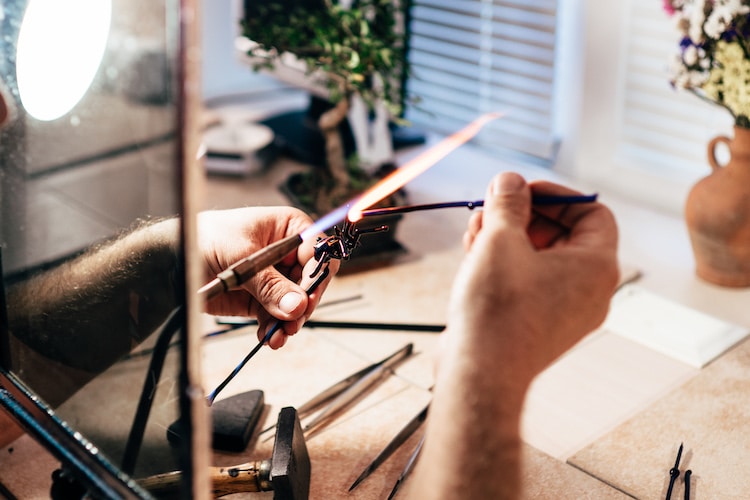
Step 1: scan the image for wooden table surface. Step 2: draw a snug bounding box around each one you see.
[3,138,750,498]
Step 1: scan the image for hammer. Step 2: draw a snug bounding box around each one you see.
[138,407,310,499]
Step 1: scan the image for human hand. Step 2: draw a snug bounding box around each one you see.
[446,172,619,393]
[197,206,338,349]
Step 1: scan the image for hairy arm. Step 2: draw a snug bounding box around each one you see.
[4,205,335,407]
[408,173,619,499]
[6,218,182,404]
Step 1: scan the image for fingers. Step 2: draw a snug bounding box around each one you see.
[462,172,532,251]
[462,174,617,253]
[528,180,618,250]
[247,266,308,319]
[482,172,533,233]
[255,255,340,349]
[463,172,531,250]
[247,220,337,349]
[464,212,482,250]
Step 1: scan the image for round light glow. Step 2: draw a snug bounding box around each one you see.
[16,0,112,121]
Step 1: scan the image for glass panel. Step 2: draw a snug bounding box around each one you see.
[0,0,185,492]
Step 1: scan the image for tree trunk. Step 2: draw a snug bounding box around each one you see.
[316,97,351,214]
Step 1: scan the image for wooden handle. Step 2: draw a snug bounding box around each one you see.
[199,233,303,300]
[707,135,731,172]
[138,460,271,498]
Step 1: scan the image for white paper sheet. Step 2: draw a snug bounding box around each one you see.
[604,284,748,368]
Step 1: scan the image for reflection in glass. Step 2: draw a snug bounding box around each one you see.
[1,0,185,489]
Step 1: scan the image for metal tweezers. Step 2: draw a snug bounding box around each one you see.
[261,343,414,438]
[666,443,691,500]
[349,402,429,492]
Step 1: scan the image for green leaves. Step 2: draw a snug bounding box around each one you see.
[241,0,407,109]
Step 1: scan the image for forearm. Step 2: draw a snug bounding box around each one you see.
[407,173,619,499]
[408,322,531,500]
[7,217,182,376]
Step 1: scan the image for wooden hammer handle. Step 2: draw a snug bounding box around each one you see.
[138,460,271,498]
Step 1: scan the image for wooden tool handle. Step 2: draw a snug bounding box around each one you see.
[199,233,303,299]
[138,460,271,498]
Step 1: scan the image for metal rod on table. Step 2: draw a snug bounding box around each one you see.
[302,343,414,436]
[360,194,598,218]
[212,318,445,334]
[206,266,330,405]
[387,434,425,500]
[349,403,430,491]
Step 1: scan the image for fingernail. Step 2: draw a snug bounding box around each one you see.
[492,173,525,195]
[279,292,303,314]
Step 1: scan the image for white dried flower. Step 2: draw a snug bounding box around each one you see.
[688,0,708,43]
[684,45,699,65]
[704,1,750,38]
[664,0,750,125]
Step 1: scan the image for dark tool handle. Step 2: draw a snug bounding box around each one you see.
[199,233,303,300]
[138,460,271,498]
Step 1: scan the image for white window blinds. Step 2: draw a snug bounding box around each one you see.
[405,0,560,162]
[571,0,734,212]
[618,0,733,178]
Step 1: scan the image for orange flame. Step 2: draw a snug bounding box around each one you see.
[347,112,503,222]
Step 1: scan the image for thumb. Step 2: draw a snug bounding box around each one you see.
[482,172,532,231]
[247,267,308,321]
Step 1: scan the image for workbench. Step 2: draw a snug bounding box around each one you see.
[3,137,750,498]
[200,142,750,498]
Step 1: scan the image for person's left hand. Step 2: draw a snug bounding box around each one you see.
[197,206,339,349]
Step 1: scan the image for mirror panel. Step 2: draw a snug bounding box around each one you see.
[1,0,188,491]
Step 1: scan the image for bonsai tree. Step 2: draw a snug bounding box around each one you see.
[241,0,409,215]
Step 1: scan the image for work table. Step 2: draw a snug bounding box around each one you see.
[3,138,750,498]
[200,143,750,498]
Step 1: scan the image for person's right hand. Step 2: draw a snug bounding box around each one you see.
[409,172,620,500]
[197,206,338,349]
[446,171,619,394]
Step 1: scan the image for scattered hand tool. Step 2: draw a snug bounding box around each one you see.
[387,434,425,500]
[301,343,413,436]
[167,390,266,452]
[260,343,414,440]
[138,407,309,500]
[349,403,429,491]
[207,266,330,405]
[666,443,683,500]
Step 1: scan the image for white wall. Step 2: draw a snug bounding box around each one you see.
[200,0,276,101]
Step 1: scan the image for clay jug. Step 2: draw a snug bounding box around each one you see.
[685,125,750,287]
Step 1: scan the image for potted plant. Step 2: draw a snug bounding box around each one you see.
[240,0,413,267]
[240,0,410,214]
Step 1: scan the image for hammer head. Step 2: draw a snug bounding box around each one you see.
[271,406,311,500]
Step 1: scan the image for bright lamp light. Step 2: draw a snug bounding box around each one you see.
[16,0,112,121]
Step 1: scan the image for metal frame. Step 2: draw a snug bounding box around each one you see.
[0,370,151,499]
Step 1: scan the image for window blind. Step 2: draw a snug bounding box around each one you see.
[566,0,737,213]
[405,0,560,162]
[614,0,733,178]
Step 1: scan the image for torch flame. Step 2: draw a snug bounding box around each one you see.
[347,112,503,222]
